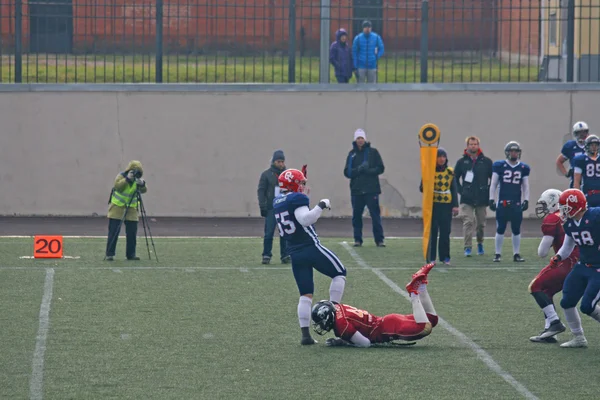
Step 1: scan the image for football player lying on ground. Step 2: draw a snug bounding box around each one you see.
[310,263,438,347]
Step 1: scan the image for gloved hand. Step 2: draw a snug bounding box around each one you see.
[260,208,267,218]
[135,178,145,187]
[521,200,529,211]
[549,254,562,268]
[126,170,135,181]
[357,162,368,173]
[566,169,574,178]
[318,199,331,210]
[326,337,347,347]
[489,199,497,212]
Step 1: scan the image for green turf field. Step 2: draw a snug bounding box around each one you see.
[0,236,597,400]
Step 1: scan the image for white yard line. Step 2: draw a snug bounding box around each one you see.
[340,242,539,400]
[29,268,55,400]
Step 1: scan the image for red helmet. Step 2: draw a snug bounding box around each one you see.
[278,169,307,193]
[558,188,587,222]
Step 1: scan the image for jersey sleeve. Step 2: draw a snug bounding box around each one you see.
[572,155,585,172]
[492,161,503,175]
[589,207,600,223]
[561,142,572,158]
[288,193,310,208]
[522,164,531,178]
[335,313,357,341]
[541,213,561,237]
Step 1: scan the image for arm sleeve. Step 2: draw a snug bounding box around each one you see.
[366,149,384,175]
[451,175,459,207]
[538,236,555,258]
[329,44,337,67]
[453,160,463,193]
[349,331,371,347]
[257,173,267,209]
[294,205,323,227]
[352,37,358,69]
[377,35,384,58]
[557,235,576,260]
[522,176,530,202]
[114,174,129,192]
[489,172,499,200]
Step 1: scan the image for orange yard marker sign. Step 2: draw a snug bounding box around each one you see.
[34,235,64,258]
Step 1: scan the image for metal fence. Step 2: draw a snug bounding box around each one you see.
[0,0,598,84]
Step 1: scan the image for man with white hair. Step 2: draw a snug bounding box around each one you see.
[343,129,386,247]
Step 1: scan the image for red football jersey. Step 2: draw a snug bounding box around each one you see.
[333,303,383,341]
[541,212,579,258]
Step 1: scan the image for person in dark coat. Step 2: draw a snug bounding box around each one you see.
[257,150,290,264]
[329,28,353,83]
[420,148,459,264]
[343,129,386,247]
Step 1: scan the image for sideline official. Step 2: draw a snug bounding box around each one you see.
[105,160,147,261]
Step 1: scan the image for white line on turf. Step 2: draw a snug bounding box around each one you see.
[340,241,539,400]
[29,268,55,400]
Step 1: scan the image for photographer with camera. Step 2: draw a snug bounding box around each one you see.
[105,160,147,261]
[454,137,493,257]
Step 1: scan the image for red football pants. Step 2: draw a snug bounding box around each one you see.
[529,257,576,298]
[373,313,438,342]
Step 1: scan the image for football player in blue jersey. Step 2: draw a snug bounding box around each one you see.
[556,121,589,188]
[489,141,531,262]
[273,168,347,345]
[551,188,600,348]
[573,135,600,207]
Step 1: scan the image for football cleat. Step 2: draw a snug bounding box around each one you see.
[513,254,525,262]
[493,254,501,262]
[560,336,588,348]
[407,263,435,294]
[412,262,435,281]
[301,337,318,345]
[529,335,558,343]
[538,320,566,339]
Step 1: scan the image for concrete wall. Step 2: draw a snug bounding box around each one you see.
[1,84,599,218]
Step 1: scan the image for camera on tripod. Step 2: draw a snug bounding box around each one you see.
[131,169,143,179]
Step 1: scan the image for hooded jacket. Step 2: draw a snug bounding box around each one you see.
[343,141,385,195]
[258,163,286,213]
[453,149,493,206]
[329,29,353,79]
[107,160,147,221]
[352,31,384,70]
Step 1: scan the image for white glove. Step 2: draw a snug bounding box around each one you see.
[135,178,145,187]
[126,170,135,181]
[318,199,331,210]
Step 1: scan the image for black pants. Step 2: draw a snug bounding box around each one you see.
[351,194,384,244]
[106,218,138,258]
[428,203,452,262]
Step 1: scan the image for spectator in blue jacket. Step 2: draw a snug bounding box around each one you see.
[329,28,353,83]
[352,20,384,83]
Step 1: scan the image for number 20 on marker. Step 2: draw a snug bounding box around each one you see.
[34,235,64,259]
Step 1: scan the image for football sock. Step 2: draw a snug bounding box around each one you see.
[512,234,521,254]
[418,284,437,316]
[564,307,584,336]
[531,291,553,309]
[542,304,559,327]
[589,306,600,324]
[495,233,504,255]
[410,293,428,324]
[298,296,312,330]
[329,276,346,303]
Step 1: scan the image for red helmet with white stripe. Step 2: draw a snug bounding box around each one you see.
[558,189,587,222]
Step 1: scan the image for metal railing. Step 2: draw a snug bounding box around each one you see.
[0,0,598,83]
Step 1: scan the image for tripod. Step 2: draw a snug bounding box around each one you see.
[137,191,158,262]
[104,190,158,262]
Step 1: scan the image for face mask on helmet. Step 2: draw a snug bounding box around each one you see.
[585,136,600,156]
[311,301,336,335]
